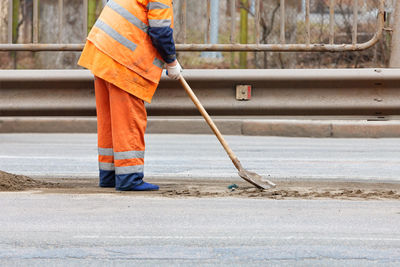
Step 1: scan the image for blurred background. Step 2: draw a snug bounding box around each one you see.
[0,0,396,69]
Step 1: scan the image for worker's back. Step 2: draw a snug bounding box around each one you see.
[87,0,170,83]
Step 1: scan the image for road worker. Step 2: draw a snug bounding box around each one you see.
[78,0,182,191]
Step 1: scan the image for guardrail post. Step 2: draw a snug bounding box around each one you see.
[12,0,19,43]
[11,0,20,68]
[239,0,248,68]
[201,0,221,58]
[33,0,39,43]
[87,0,97,33]
[390,0,400,67]
[229,0,236,68]
[7,0,13,44]
[58,0,63,43]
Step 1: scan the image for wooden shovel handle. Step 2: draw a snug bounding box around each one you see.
[178,75,242,170]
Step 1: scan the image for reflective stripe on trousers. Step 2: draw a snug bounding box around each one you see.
[98,148,145,174]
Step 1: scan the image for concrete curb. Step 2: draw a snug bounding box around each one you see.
[0,117,97,133]
[243,120,400,138]
[1,117,400,138]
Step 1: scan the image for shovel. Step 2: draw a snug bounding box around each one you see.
[178,75,276,190]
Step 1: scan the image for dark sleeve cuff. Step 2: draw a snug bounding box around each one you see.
[165,54,176,63]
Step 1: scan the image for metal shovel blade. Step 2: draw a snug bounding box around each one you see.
[238,168,276,190]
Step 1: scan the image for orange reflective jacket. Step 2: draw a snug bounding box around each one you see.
[78,41,158,103]
[87,0,174,84]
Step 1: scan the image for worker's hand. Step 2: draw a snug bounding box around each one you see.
[166,60,182,80]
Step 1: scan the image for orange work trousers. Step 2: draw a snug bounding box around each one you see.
[95,76,147,190]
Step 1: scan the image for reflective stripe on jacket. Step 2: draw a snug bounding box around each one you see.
[87,0,174,84]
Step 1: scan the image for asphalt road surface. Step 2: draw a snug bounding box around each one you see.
[1,194,399,266]
[1,134,400,265]
[1,133,400,182]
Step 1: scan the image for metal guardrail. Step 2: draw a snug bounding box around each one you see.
[1,0,386,52]
[1,69,399,117]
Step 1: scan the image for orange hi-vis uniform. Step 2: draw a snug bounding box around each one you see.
[78,0,175,190]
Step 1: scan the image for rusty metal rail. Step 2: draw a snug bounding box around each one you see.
[1,0,386,52]
[1,69,399,117]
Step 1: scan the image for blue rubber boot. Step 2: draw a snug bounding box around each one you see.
[116,173,144,191]
[131,181,159,191]
[115,173,159,191]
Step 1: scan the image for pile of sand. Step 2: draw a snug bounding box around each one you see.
[0,170,52,191]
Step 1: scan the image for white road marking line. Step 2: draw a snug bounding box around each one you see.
[73,235,400,241]
[0,156,95,159]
